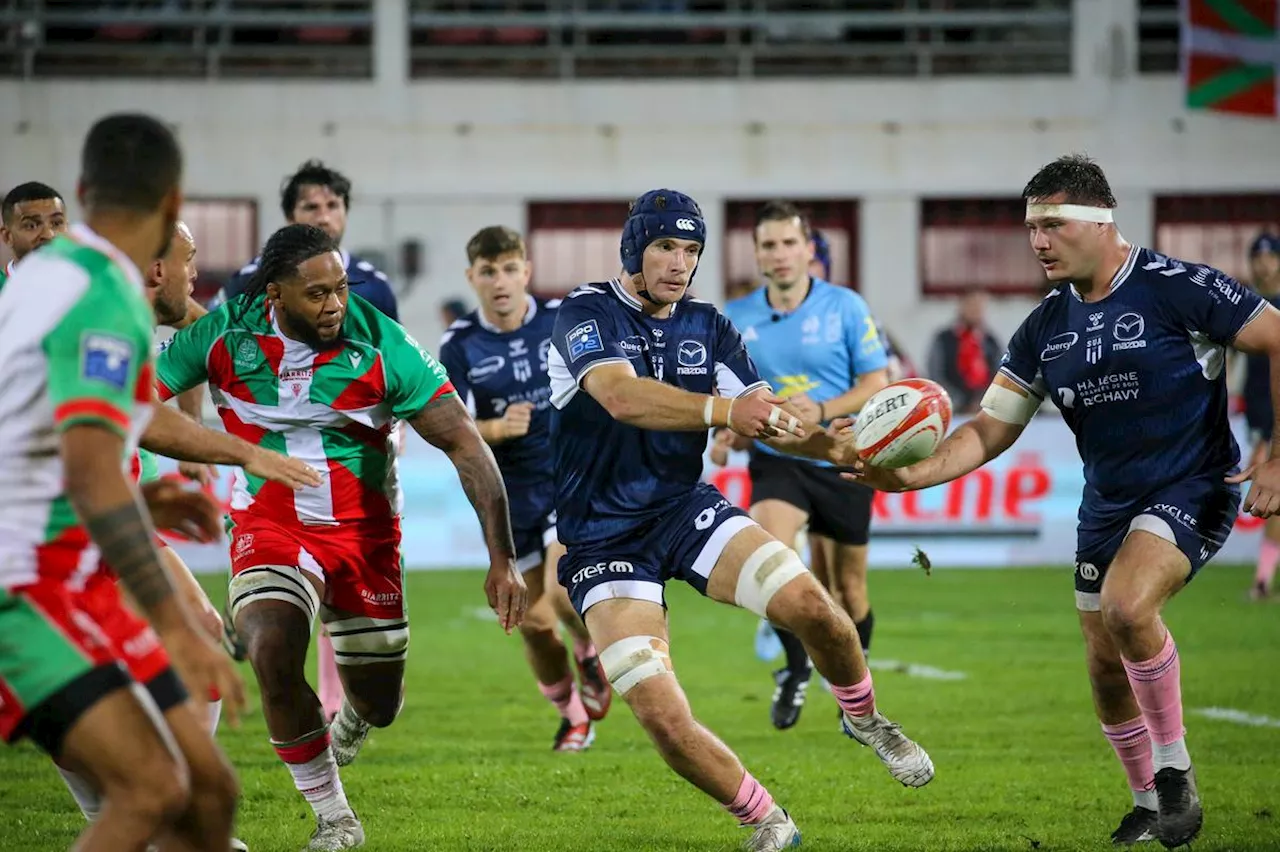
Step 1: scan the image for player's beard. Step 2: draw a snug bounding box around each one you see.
[152,289,186,326]
[279,302,346,351]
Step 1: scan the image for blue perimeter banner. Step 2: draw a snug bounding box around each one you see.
[158,415,1267,573]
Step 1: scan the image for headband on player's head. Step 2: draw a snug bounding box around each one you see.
[811,228,832,280]
[620,189,706,300]
[1024,203,1115,224]
[1250,232,1280,257]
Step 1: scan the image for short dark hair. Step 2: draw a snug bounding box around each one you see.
[80,113,182,213]
[754,200,811,239]
[235,223,337,320]
[1021,154,1117,208]
[466,226,526,264]
[280,160,351,220]
[2,181,63,225]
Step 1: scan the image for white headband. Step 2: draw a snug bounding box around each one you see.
[1025,203,1114,223]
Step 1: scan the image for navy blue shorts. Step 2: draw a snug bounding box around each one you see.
[514,510,558,574]
[1074,475,1240,611]
[559,483,756,617]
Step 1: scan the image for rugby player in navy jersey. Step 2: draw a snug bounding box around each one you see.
[438,226,612,752]
[213,160,399,320]
[550,189,933,851]
[843,155,1280,848]
[1244,232,1280,601]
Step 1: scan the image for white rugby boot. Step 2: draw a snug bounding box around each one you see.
[742,805,801,851]
[305,813,365,851]
[841,710,935,787]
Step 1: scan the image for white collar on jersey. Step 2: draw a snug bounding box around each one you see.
[1069,244,1139,302]
[3,259,14,277]
[67,223,145,289]
[477,294,537,334]
[610,277,679,317]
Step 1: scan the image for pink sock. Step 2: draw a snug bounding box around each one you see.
[1101,717,1155,794]
[572,635,596,662]
[1123,631,1191,771]
[725,771,775,825]
[317,631,343,722]
[830,671,876,719]
[538,675,589,726]
[1257,539,1280,589]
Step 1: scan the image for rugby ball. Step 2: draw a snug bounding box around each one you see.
[852,378,952,469]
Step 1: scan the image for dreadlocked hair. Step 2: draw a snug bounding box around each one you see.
[234,223,338,321]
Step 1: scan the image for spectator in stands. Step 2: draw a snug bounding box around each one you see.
[927,289,1003,414]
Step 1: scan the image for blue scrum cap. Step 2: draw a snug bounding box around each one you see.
[619,189,707,276]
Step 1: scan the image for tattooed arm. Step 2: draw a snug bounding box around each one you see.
[407,393,527,631]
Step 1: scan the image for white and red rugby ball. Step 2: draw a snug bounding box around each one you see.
[852,378,953,469]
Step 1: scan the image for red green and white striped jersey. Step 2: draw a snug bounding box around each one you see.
[0,225,156,588]
[156,294,455,526]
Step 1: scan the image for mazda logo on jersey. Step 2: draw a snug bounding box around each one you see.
[467,355,505,383]
[676,340,708,376]
[1112,312,1144,342]
[677,340,707,367]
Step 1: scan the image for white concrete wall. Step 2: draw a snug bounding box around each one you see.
[2,0,1277,362]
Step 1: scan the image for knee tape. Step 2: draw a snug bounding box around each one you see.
[599,635,673,697]
[228,564,320,625]
[735,541,808,619]
[323,614,410,665]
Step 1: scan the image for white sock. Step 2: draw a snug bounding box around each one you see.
[1134,788,1158,810]
[286,747,355,822]
[1152,738,1192,772]
[56,765,102,821]
[207,699,223,736]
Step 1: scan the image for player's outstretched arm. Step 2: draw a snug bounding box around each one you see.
[838,372,1032,492]
[407,393,528,632]
[141,403,323,491]
[582,362,804,439]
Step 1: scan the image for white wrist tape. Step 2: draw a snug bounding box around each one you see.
[1025,203,1114,224]
[704,397,715,426]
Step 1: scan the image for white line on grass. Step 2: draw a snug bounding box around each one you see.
[866,658,968,681]
[1191,707,1280,729]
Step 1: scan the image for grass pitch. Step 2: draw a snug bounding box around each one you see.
[1,565,1278,851]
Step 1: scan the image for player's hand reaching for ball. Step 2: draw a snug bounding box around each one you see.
[827,418,914,492]
[245,447,324,491]
[726,393,805,441]
[1229,454,1280,518]
[786,392,823,425]
[484,557,528,634]
[500,402,535,440]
